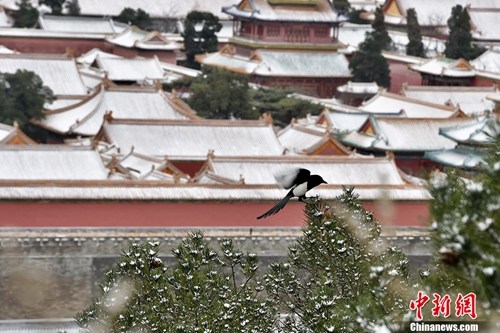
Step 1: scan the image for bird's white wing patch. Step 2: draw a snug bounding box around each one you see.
[292,182,308,197]
[274,168,301,189]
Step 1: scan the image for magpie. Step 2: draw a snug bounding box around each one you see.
[257,168,327,219]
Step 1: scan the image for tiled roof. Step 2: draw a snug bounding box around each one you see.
[0,183,431,201]
[410,57,476,78]
[95,56,165,82]
[223,0,342,22]
[382,0,500,26]
[77,0,238,19]
[341,117,472,151]
[468,8,500,41]
[38,15,128,34]
[198,155,408,186]
[0,319,79,333]
[40,85,199,136]
[359,91,459,118]
[470,50,500,73]
[439,117,499,146]
[0,54,88,96]
[401,85,496,116]
[200,49,351,77]
[425,147,487,170]
[106,26,181,51]
[0,145,109,180]
[277,125,327,154]
[100,119,285,159]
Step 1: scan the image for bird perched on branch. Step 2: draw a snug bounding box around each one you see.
[257,168,327,219]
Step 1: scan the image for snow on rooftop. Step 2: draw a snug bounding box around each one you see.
[77,0,238,20]
[204,156,407,186]
[470,50,500,73]
[95,56,165,82]
[401,85,496,116]
[201,50,351,77]
[425,147,487,169]
[0,145,109,180]
[439,117,499,145]
[223,0,342,22]
[410,57,476,78]
[102,120,285,159]
[41,86,198,136]
[39,15,128,34]
[342,118,472,151]
[106,27,181,51]
[359,91,458,118]
[0,54,88,96]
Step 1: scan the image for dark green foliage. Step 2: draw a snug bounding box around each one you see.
[349,6,391,88]
[349,33,391,88]
[406,8,425,57]
[249,88,323,127]
[182,11,222,69]
[332,0,351,16]
[372,6,392,51]
[425,139,500,320]
[67,0,81,16]
[172,69,322,123]
[0,70,54,141]
[12,0,39,28]
[76,234,275,332]
[116,7,151,30]
[40,0,65,15]
[187,67,254,119]
[265,189,411,332]
[445,5,485,60]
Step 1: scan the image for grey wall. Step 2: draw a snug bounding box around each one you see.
[0,227,432,319]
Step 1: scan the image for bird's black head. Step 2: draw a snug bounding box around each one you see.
[309,175,327,188]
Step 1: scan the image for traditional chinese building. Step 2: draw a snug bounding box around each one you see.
[197,0,351,98]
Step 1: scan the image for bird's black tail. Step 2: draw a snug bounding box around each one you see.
[257,193,293,220]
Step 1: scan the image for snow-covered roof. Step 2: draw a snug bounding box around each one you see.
[0,54,88,96]
[337,81,380,94]
[199,155,408,186]
[359,91,459,118]
[40,85,200,136]
[470,50,500,73]
[319,110,370,132]
[106,26,181,51]
[0,183,431,201]
[77,0,238,20]
[0,44,17,54]
[341,117,472,151]
[223,0,342,22]
[95,56,165,82]
[100,119,285,160]
[338,23,444,57]
[76,48,121,65]
[0,7,12,27]
[38,15,128,34]
[439,117,499,146]
[469,8,500,42]
[410,57,476,78]
[0,319,80,333]
[100,147,190,182]
[0,26,107,39]
[425,147,487,170]
[200,49,351,78]
[277,124,352,155]
[381,0,500,27]
[0,123,35,144]
[401,85,496,116]
[0,145,109,180]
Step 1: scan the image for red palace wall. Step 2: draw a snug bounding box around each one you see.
[0,200,430,228]
[253,76,350,98]
[0,36,111,56]
[389,61,422,93]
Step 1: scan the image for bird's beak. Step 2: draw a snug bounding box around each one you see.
[322,180,328,184]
